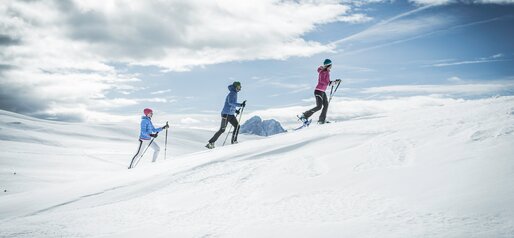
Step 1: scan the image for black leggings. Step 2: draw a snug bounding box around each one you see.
[303,90,328,122]
[208,114,240,144]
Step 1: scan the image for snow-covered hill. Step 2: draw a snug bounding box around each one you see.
[1,96,514,237]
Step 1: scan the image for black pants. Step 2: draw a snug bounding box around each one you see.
[209,114,240,144]
[303,90,328,122]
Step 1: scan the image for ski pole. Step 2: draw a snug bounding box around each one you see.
[164,121,168,160]
[233,104,245,142]
[328,79,341,105]
[128,141,143,169]
[132,136,157,168]
[222,104,245,146]
[222,122,233,147]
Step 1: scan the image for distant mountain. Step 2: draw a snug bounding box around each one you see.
[240,116,286,136]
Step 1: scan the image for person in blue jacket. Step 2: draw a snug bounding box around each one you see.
[128,108,169,169]
[206,82,246,149]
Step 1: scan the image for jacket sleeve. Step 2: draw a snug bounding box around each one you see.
[150,123,163,134]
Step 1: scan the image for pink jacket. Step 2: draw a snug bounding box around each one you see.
[315,66,331,92]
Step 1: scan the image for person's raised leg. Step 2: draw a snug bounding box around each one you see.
[303,91,323,119]
[207,116,229,148]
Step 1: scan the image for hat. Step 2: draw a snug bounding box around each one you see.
[143,108,153,116]
[233,81,241,88]
[323,59,332,66]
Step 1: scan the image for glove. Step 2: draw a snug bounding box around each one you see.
[235,109,240,115]
[162,124,169,130]
[241,100,247,107]
[331,79,341,85]
[150,133,158,138]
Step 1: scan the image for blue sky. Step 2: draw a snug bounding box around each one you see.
[1,0,513,122]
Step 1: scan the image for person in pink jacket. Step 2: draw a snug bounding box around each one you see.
[299,59,340,124]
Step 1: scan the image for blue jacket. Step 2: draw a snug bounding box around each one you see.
[139,116,163,140]
[221,85,242,115]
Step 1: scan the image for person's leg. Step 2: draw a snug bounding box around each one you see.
[128,140,143,169]
[303,91,324,119]
[319,92,329,123]
[228,115,240,144]
[208,115,229,144]
[151,141,161,162]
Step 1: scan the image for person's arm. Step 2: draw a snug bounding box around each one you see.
[153,124,163,133]
[148,121,163,134]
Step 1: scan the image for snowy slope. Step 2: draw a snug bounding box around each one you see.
[1,97,514,237]
[0,110,224,195]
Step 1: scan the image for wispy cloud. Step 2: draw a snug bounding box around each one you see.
[336,13,373,23]
[269,82,310,92]
[361,82,514,95]
[334,13,511,56]
[332,4,437,46]
[410,0,514,5]
[150,89,172,95]
[447,76,462,82]
[430,54,512,67]
[331,4,456,56]
[137,98,171,103]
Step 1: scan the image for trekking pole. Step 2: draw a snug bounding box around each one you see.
[164,121,168,160]
[234,104,246,139]
[222,104,245,146]
[222,123,233,147]
[328,79,342,105]
[132,135,157,168]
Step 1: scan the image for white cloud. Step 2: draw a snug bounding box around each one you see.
[448,76,462,82]
[332,5,455,52]
[0,0,374,121]
[269,82,311,93]
[409,0,453,5]
[55,0,361,71]
[137,98,173,103]
[360,82,514,95]
[409,0,514,5]
[336,13,373,23]
[180,117,201,124]
[430,54,511,67]
[151,89,172,95]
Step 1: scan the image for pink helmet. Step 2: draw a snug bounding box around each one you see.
[143,108,153,116]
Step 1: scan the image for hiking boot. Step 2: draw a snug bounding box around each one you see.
[298,114,308,123]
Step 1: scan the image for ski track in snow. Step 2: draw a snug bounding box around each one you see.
[1,97,514,237]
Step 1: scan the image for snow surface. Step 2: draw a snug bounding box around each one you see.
[1,96,514,237]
